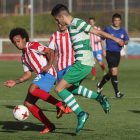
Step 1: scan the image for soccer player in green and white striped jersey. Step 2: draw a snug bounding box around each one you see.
[51,4,124,133]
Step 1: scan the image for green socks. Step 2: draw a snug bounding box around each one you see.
[72,85,98,99]
[57,86,99,116]
[58,89,82,116]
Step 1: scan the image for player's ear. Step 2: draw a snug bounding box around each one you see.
[23,38,26,42]
[61,14,65,20]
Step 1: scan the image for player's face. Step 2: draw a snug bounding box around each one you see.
[12,35,26,50]
[89,19,95,26]
[54,15,67,26]
[113,17,121,27]
[57,22,67,32]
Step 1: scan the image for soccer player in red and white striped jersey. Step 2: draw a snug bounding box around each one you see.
[22,41,56,77]
[48,22,74,82]
[89,26,102,51]
[89,17,106,80]
[4,27,69,133]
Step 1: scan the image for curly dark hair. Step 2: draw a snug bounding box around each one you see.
[9,27,29,43]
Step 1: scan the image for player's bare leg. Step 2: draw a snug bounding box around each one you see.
[29,83,68,118]
[24,84,64,133]
[55,78,89,132]
[55,78,73,93]
[91,58,96,80]
[98,61,106,75]
[24,85,54,133]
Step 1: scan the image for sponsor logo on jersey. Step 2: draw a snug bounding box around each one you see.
[121,34,124,38]
[38,46,44,52]
[29,43,34,46]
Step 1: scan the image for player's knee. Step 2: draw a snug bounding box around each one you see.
[110,68,118,75]
[28,85,36,94]
[98,61,103,65]
[55,86,61,94]
[28,83,39,93]
[112,70,118,75]
[54,86,59,94]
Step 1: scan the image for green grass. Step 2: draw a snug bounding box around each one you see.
[0,59,140,140]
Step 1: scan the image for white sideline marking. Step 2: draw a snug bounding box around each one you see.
[0,100,23,102]
[0,97,140,102]
[0,53,21,56]
[110,97,140,99]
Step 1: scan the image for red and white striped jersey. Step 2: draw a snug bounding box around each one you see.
[21,42,56,77]
[48,30,74,71]
[89,26,102,51]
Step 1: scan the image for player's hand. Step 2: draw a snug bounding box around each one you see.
[3,80,16,88]
[102,50,106,57]
[42,65,51,73]
[116,38,124,47]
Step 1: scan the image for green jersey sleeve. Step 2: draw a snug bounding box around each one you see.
[76,19,92,33]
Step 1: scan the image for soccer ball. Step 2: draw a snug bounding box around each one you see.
[13,105,29,121]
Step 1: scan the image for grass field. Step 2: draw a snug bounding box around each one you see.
[0,59,140,140]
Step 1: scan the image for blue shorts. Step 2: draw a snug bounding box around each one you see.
[93,50,103,62]
[57,65,72,82]
[32,72,56,92]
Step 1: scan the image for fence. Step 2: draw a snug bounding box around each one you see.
[0,0,140,37]
[0,0,140,57]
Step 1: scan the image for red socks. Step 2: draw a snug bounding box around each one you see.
[31,89,63,107]
[100,63,105,71]
[29,105,52,128]
[92,63,105,77]
[91,66,96,77]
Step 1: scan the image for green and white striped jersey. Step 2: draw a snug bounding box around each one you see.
[68,18,95,66]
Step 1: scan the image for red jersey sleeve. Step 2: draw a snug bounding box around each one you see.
[48,33,57,50]
[29,42,47,55]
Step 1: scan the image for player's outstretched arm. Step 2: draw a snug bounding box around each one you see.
[101,40,106,57]
[3,71,32,88]
[90,27,124,47]
[4,80,17,88]
[42,48,55,73]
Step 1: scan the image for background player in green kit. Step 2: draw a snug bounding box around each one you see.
[51,4,124,133]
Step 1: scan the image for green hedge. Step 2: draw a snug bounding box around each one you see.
[0,11,140,37]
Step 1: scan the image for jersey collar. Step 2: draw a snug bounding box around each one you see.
[111,25,120,30]
[68,17,74,27]
[59,29,68,36]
